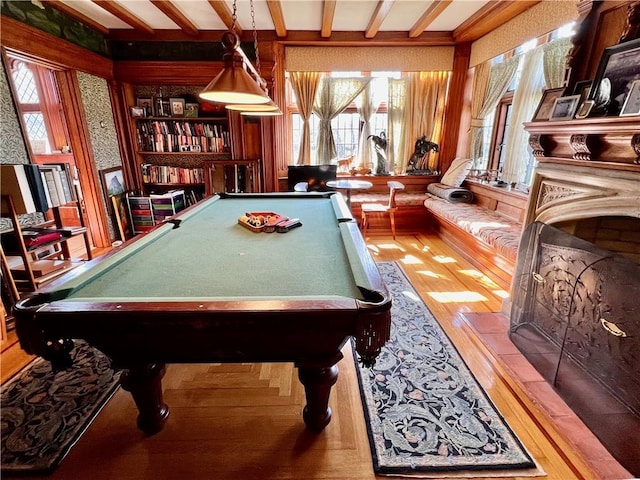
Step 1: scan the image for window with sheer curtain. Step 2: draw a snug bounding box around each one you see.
[475,23,575,186]
[288,72,400,169]
[288,70,451,175]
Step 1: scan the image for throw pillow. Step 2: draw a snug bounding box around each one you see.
[440,157,473,187]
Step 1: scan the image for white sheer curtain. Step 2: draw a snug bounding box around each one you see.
[387,78,407,174]
[470,56,520,169]
[356,79,383,170]
[502,47,545,184]
[313,77,370,164]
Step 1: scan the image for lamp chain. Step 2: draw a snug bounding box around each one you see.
[231,0,238,32]
[250,0,260,73]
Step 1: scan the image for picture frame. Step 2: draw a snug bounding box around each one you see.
[588,37,640,115]
[130,106,145,118]
[575,100,595,119]
[184,102,199,118]
[111,193,133,241]
[136,97,153,117]
[531,87,565,121]
[169,98,185,117]
[100,167,126,213]
[620,79,640,116]
[549,94,582,120]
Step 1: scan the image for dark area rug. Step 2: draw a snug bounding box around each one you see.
[355,262,539,477]
[1,340,120,475]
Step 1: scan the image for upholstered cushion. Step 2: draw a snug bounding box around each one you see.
[440,157,473,187]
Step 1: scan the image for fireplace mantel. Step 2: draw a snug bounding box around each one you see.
[525,117,640,228]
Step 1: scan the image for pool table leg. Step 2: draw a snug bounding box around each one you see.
[120,363,170,435]
[297,363,339,432]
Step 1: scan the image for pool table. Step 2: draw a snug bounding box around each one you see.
[14,193,391,435]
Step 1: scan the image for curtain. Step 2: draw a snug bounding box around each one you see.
[502,47,545,184]
[387,78,407,174]
[470,56,520,169]
[313,77,370,164]
[542,37,572,89]
[356,79,383,171]
[402,71,450,173]
[289,71,322,165]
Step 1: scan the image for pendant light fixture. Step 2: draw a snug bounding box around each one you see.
[199,1,270,105]
[225,0,282,115]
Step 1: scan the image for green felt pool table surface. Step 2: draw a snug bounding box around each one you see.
[62,193,365,301]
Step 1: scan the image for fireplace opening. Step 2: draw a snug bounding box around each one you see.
[510,221,640,476]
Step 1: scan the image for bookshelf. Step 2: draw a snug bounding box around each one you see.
[1,194,92,295]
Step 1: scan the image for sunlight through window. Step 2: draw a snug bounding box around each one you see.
[417,270,442,279]
[458,270,499,289]
[433,255,456,264]
[427,291,488,303]
[402,290,421,302]
[401,255,423,265]
[378,243,405,251]
[493,290,510,299]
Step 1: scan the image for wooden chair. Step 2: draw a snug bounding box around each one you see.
[361,181,405,239]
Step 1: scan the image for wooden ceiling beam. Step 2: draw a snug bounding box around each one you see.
[41,0,109,36]
[150,0,199,37]
[454,1,541,43]
[321,1,337,39]
[409,0,453,38]
[207,0,243,36]
[91,0,155,35]
[365,0,395,39]
[266,0,287,38]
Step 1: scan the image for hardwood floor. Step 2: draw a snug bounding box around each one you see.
[4,231,626,479]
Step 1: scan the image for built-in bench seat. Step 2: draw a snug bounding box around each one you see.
[422,183,528,289]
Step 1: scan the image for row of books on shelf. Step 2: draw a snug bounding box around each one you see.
[137,132,229,153]
[141,164,204,184]
[0,163,77,215]
[137,120,227,138]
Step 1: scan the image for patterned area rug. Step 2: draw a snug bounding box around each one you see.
[355,262,538,477]
[1,340,120,474]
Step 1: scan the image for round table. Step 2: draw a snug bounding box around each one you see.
[326,179,373,209]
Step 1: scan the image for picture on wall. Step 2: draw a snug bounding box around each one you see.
[100,167,125,213]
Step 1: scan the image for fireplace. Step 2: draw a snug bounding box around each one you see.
[510,220,640,475]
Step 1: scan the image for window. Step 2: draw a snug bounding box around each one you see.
[481,23,575,185]
[288,72,399,165]
[6,55,70,155]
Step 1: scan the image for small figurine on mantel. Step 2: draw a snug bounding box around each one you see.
[368,131,388,175]
[407,136,439,175]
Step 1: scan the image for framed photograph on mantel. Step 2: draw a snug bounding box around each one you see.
[531,87,565,121]
[549,95,581,120]
[620,79,640,116]
[588,37,640,116]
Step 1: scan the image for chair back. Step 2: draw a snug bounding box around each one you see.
[387,181,405,209]
[287,165,337,192]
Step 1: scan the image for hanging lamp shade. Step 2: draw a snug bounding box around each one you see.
[241,108,283,116]
[199,32,270,105]
[226,99,280,112]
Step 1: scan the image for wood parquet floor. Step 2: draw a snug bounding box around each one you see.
[7,232,616,480]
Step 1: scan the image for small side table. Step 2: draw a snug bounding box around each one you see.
[326,179,373,209]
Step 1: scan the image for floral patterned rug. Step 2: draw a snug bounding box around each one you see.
[355,262,537,476]
[1,340,120,474]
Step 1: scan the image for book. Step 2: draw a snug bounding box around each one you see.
[41,169,61,207]
[22,164,50,212]
[0,164,37,214]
